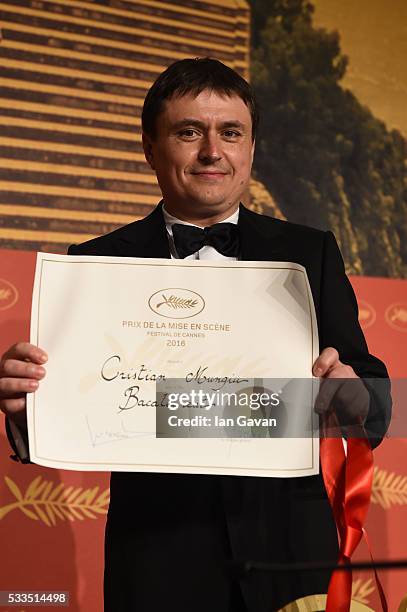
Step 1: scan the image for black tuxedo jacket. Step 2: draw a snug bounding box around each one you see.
[67,203,390,612]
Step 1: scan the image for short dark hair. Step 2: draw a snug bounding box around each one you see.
[142,57,259,141]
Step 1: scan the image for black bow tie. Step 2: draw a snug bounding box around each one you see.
[172,222,239,258]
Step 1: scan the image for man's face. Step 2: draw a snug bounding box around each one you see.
[142,89,255,220]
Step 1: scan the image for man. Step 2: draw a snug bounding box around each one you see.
[0,58,391,611]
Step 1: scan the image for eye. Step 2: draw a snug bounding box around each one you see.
[223,130,241,139]
[178,128,199,138]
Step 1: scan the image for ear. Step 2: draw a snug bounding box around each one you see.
[142,132,155,170]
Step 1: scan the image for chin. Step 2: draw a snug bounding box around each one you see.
[188,193,233,208]
[191,201,231,214]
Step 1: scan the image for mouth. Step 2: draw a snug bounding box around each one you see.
[190,171,228,179]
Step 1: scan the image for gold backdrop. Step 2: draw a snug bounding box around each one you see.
[0,0,249,252]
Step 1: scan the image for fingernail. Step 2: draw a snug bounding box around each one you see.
[29,380,39,390]
[29,365,44,377]
[39,353,48,363]
[314,367,322,376]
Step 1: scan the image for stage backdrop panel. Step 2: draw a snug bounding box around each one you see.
[0,0,250,253]
[0,0,406,609]
[0,248,406,611]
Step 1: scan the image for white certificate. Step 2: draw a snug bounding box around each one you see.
[28,253,320,477]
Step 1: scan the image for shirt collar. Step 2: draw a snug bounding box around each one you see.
[162,203,239,237]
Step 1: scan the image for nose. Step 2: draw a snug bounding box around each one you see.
[198,133,222,164]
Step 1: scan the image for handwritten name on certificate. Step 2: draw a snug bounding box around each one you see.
[28,253,320,477]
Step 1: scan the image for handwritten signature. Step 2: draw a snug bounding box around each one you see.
[86,416,155,447]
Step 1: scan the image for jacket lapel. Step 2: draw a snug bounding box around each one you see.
[115,201,171,259]
[238,203,288,262]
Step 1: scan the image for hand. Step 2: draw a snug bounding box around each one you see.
[312,347,370,430]
[0,343,47,428]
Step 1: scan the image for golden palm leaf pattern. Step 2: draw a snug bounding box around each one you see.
[351,578,375,605]
[156,295,198,309]
[372,466,407,509]
[0,475,110,526]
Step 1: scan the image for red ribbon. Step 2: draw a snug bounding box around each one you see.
[320,427,388,611]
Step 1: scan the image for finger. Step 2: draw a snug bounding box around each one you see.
[321,363,357,379]
[333,379,370,424]
[314,378,342,414]
[0,359,46,380]
[312,347,339,377]
[2,342,47,364]
[315,375,360,413]
[0,396,26,417]
[316,378,369,425]
[0,377,39,396]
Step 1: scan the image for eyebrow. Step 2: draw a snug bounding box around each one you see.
[171,119,246,131]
